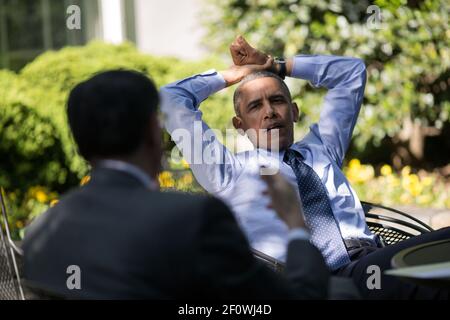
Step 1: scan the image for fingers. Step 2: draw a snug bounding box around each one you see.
[235,35,245,45]
[230,47,247,65]
[248,55,274,72]
[230,35,252,66]
[260,172,274,183]
[260,170,280,184]
[236,35,252,50]
[262,55,274,69]
[230,43,245,56]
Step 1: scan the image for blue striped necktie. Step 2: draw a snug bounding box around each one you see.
[283,148,350,270]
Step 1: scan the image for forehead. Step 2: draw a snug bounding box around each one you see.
[238,77,288,102]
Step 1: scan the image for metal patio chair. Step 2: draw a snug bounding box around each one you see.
[0,187,25,300]
[252,202,433,272]
[361,201,433,246]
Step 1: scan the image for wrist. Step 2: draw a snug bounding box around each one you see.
[268,59,280,76]
[268,58,287,80]
[220,68,244,87]
[275,58,287,79]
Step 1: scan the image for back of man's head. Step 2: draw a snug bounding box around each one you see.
[67,70,159,161]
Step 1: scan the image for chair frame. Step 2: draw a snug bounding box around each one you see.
[0,187,25,300]
[361,201,433,246]
[252,201,433,272]
[361,201,433,234]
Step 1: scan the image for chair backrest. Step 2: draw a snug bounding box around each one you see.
[252,201,434,271]
[361,201,433,246]
[0,188,25,300]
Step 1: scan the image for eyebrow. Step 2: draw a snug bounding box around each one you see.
[246,93,288,109]
[269,94,287,101]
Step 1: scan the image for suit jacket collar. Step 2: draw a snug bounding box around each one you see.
[89,167,154,190]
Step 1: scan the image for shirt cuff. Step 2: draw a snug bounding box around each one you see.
[290,55,319,83]
[288,227,310,242]
[195,69,227,102]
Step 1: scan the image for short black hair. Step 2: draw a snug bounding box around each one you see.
[67,70,159,161]
[233,71,291,115]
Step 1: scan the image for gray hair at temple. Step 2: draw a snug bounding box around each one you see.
[233,71,292,115]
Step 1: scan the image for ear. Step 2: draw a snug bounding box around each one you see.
[232,116,244,135]
[291,102,299,123]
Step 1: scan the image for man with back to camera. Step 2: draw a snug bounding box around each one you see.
[160,36,450,299]
[22,69,330,299]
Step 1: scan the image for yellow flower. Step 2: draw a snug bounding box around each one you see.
[80,175,91,186]
[158,171,175,188]
[349,159,361,170]
[345,159,374,184]
[35,190,48,203]
[360,165,375,182]
[380,164,392,176]
[181,159,190,169]
[401,166,411,176]
[422,177,433,187]
[50,199,59,207]
[402,174,422,197]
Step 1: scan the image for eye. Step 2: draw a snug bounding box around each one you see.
[248,103,261,110]
[271,97,285,104]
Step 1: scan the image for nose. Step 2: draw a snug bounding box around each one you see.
[262,100,276,119]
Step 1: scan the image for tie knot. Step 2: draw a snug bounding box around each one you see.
[283,148,303,164]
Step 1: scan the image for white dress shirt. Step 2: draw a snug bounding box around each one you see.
[160,55,377,270]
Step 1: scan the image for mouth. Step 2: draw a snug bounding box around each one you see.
[265,123,284,132]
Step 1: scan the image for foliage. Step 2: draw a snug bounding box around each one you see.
[0,71,76,194]
[4,186,58,240]
[202,0,450,163]
[344,159,450,208]
[15,41,233,180]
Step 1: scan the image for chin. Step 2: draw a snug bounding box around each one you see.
[256,128,293,150]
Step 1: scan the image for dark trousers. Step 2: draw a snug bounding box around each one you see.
[334,227,450,300]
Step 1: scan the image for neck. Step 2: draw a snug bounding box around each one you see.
[91,153,158,181]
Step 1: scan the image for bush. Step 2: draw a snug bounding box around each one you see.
[15,41,233,180]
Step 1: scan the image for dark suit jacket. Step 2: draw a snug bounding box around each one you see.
[23,167,329,299]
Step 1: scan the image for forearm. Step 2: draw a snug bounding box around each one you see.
[160,71,238,194]
[161,70,226,115]
[286,55,366,90]
[285,55,366,165]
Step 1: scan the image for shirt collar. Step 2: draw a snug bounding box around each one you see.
[96,159,158,190]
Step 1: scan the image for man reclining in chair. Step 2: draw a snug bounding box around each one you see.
[23,70,329,299]
[160,36,450,300]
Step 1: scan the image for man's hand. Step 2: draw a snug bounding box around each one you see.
[220,56,274,87]
[261,172,307,230]
[230,35,269,66]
